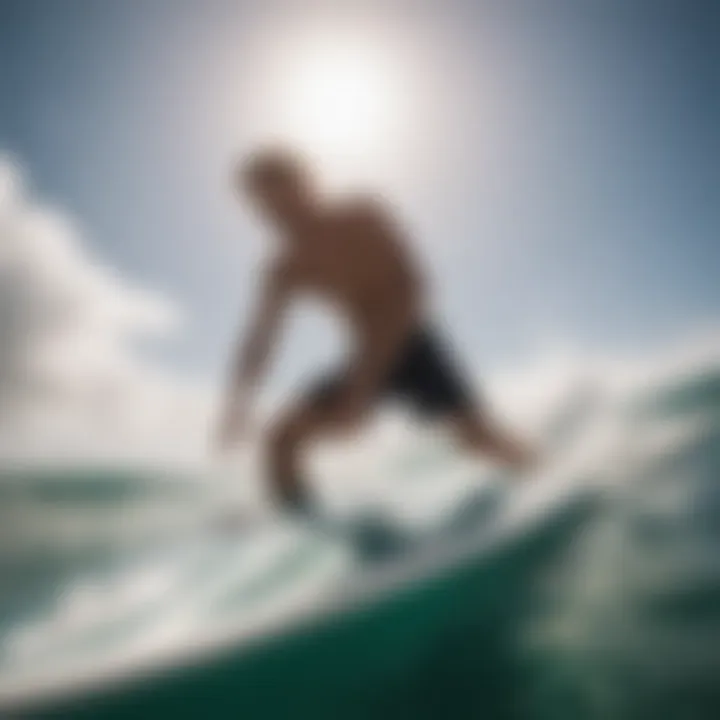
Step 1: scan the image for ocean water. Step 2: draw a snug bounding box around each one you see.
[0,363,718,719]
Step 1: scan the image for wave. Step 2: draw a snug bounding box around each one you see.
[0,357,717,718]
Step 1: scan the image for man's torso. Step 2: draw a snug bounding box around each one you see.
[278,199,424,341]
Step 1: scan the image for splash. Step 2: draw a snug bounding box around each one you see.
[0,335,717,718]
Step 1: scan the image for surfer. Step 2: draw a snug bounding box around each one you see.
[216,147,535,512]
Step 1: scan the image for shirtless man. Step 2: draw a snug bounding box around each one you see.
[216,148,534,513]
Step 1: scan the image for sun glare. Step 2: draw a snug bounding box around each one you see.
[290,44,395,150]
[261,32,407,184]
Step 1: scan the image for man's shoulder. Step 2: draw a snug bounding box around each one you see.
[265,252,299,288]
[332,193,395,227]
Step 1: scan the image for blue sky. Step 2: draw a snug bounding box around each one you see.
[1,0,718,395]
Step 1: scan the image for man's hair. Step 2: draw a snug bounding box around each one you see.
[240,146,307,189]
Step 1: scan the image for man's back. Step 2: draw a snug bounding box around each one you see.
[274,197,424,338]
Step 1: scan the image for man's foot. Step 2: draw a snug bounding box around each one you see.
[276,481,315,517]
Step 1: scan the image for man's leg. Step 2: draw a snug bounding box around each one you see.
[448,405,537,470]
[265,398,327,513]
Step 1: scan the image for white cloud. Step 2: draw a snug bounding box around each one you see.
[0,156,212,463]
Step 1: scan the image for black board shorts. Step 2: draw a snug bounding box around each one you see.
[309,325,476,418]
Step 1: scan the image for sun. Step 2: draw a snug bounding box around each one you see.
[263,32,407,183]
[289,43,396,151]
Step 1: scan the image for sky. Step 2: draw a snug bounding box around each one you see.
[0,0,719,441]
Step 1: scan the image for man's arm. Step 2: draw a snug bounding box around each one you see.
[232,262,292,388]
[216,262,292,447]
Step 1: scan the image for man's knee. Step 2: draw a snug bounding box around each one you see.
[267,408,317,457]
[267,421,298,456]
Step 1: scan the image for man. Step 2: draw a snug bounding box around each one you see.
[216,147,534,513]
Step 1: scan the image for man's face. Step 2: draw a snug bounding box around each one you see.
[244,172,309,225]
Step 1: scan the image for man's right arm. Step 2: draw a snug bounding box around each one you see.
[217,261,292,448]
[231,261,292,391]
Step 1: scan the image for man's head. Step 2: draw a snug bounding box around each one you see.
[237,147,316,226]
